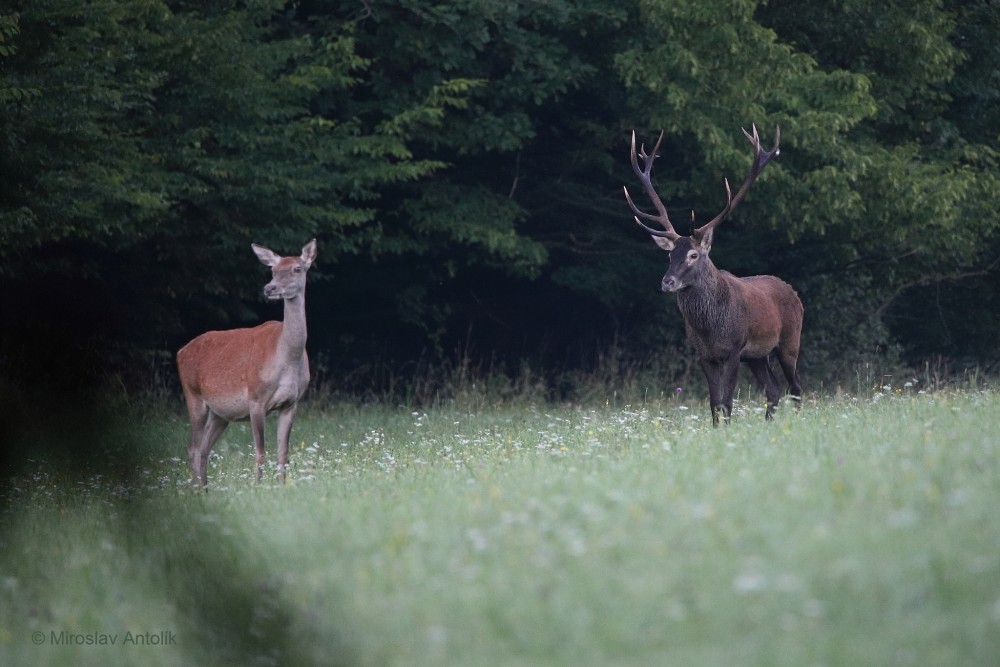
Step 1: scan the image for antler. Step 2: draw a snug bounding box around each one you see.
[623,131,680,242]
[693,123,780,239]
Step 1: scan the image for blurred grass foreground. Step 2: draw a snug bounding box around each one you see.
[2,388,1000,666]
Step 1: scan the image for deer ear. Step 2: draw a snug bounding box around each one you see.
[300,239,317,267]
[693,228,713,253]
[651,235,675,251]
[252,244,281,267]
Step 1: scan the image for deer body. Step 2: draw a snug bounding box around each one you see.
[177,240,316,486]
[626,126,802,424]
[673,260,802,423]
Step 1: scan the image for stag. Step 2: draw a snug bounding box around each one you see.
[625,125,802,425]
[177,239,316,487]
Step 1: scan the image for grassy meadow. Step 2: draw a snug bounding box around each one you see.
[2,386,1000,666]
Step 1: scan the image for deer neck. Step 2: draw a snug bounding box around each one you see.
[683,260,725,300]
[277,294,308,360]
[677,261,731,322]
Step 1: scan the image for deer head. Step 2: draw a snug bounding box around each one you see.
[252,239,317,301]
[624,125,780,292]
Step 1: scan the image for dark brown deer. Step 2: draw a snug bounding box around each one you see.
[624,125,802,425]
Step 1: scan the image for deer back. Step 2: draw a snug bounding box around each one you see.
[734,274,803,359]
[178,320,308,417]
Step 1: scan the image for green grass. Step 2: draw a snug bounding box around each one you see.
[3,388,1000,666]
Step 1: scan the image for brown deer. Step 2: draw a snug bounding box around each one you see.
[177,239,316,487]
[625,125,802,425]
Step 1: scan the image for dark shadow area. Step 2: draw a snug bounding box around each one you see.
[121,501,356,666]
[1,275,345,665]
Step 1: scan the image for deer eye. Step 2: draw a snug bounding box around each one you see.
[293,266,302,273]
[687,251,699,262]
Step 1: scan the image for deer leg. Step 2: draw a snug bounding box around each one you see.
[700,358,728,426]
[250,406,267,481]
[196,412,229,489]
[185,398,209,486]
[275,403,298,484]
[719,354,742,424]
[746,357,782,419]
[776,349,803,408]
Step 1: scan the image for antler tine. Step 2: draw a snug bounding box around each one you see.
[695,124,780,237]
[696,178,733,234]
[624,130,680,240]
[631,213,676,238]
[624,188,675,238]
[731,122,780,209]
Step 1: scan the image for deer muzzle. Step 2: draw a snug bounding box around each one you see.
[263,283,283,300]
[662,276,683,293]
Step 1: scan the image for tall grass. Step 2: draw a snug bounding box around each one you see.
[3,387,999,665]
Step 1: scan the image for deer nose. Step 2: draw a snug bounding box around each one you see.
[263,283,281,299]
[662,276,681,293]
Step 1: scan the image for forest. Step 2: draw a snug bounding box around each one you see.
[2,0,999,402]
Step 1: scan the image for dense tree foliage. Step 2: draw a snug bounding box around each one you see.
[2,0,998,399]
